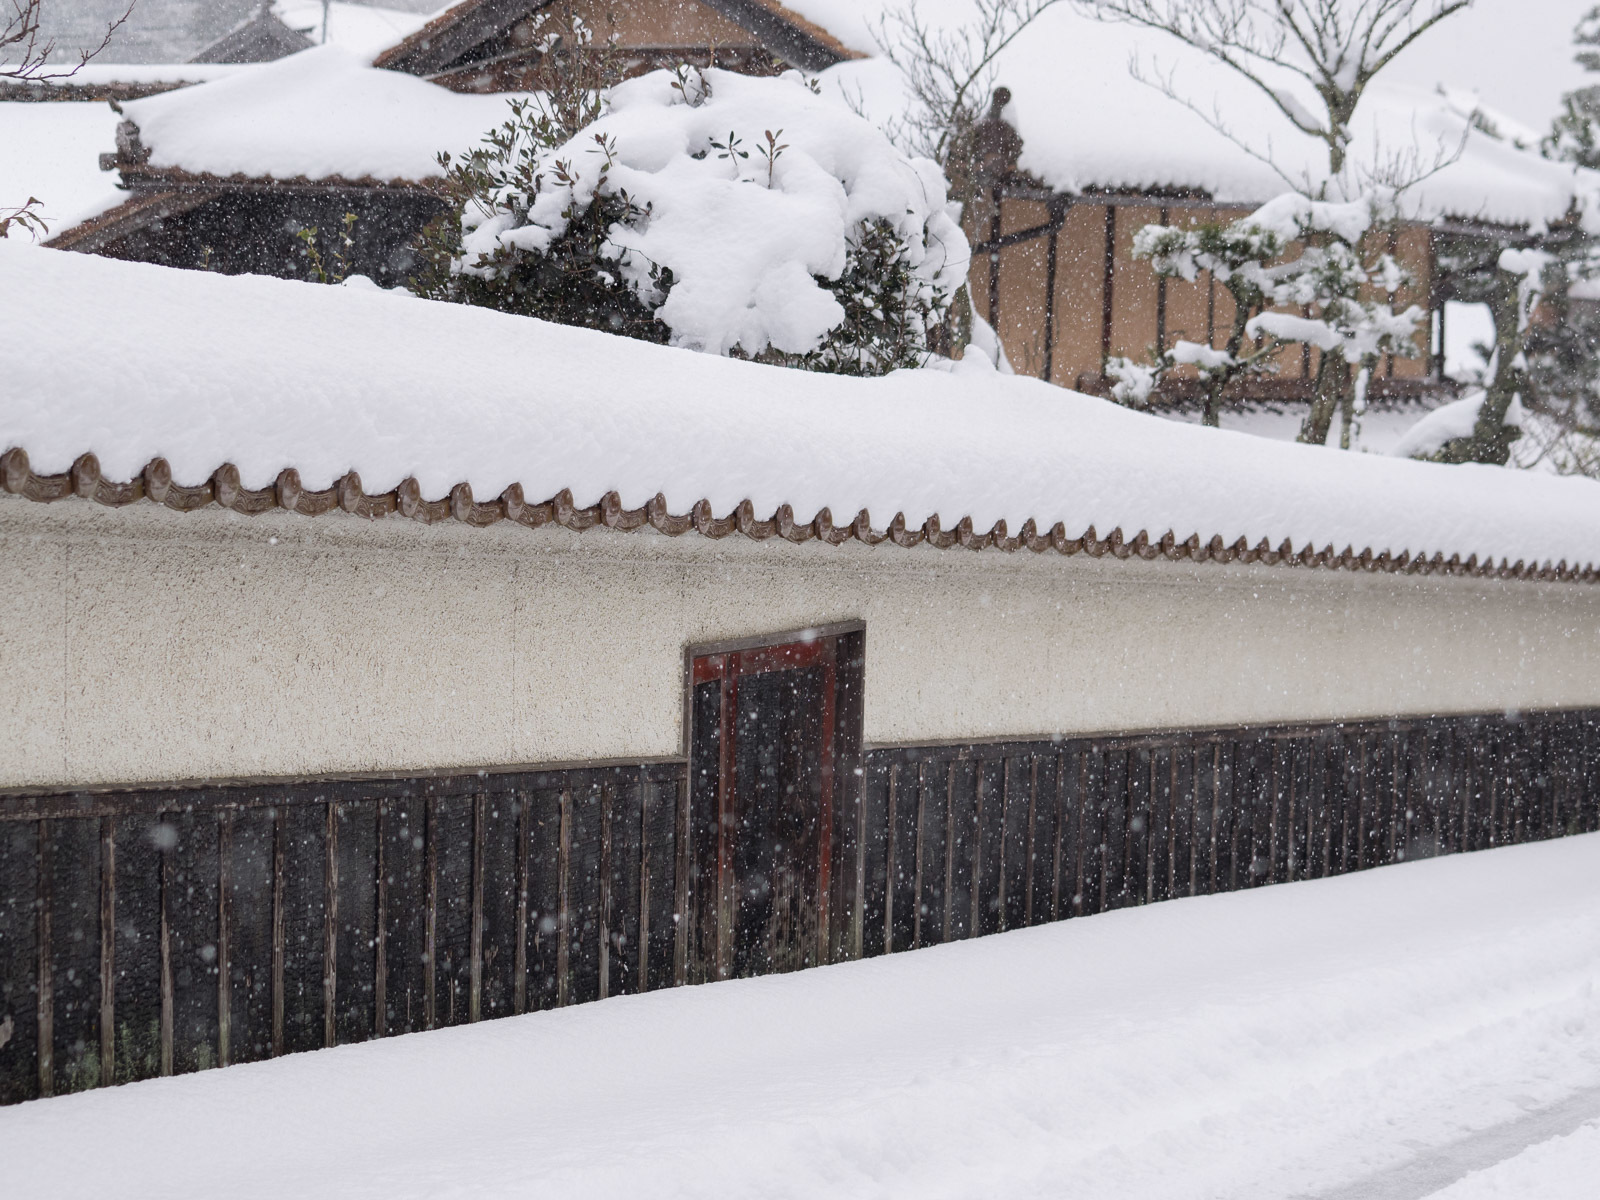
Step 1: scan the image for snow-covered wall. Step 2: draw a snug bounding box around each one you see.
[4,493,1600,791]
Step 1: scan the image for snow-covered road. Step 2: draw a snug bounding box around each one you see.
[3,834,1599,1199]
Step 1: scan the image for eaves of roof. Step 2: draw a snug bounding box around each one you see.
[372,0,860,78]
[3,447,1592,586]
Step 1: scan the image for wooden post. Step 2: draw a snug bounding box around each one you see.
[598,781,613,1002]
[1024,757,1038,927]
[100,816,116,1085]
[469,792,485,1023]
[374,800,388,1037]
[514,791,530,1015]
[423,796,437,1030]
[1100,205,1117,373]
[912,761,927,951]
[37,820,53,1098]
[216,811,230,1067]
[159,826,173,1077]
[271,806,285,1057]
[323,801,338,1048]
[556,790,571,1007]
[883,764,898,953]
[942,761,956,942]
[673,775,690,988]
[637,771,651,991]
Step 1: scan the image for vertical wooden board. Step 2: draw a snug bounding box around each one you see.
[1171,745,1195,897]
[1101,750,1130,910]
[567,784,604,1005]
[1124,748,1151,906]
[1148,747,1173,903]
[47,817,102,1094]
[1215,742,1238,892]
[997,758,1027,933]
[167,807,221,1075]
[917,762,949,946]
[945,759,977,941]
[1583,715,1600,833]
[0,819,40,1105]
[1336,734,1361,874]
[1057,749,1087,915]
[1191,744,1216,894]
[334,798,379,1044]
[607,775,643,999]
[1416,727,1445,858]
[477,788,521,1022]
[524,789,564,1010]
[112,814,163,1083]
[643,779,679,993]
[1357,736,1381,870]
[279,801,326,1055]
[890,760,921,952]
[1246,739,1274,887]
[430,793,475,1028]
[1077,749,1107,914]
[224,805,275,1063]
[859,755,891,958]
[1027,754,1059,927]
[381,792,428,1035]
[1269,741,1291,883]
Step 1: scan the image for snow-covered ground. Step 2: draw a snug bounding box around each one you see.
[3,833,1598,1199]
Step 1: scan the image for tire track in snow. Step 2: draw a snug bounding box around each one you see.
[1297,1084,1600,1200]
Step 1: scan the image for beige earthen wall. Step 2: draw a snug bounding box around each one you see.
[4,494,1598,791]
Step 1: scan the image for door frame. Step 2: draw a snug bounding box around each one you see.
[682,621,866,979]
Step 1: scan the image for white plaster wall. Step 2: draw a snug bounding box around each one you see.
[4,493,1600,790]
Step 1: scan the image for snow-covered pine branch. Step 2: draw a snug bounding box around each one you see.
[415,67,970,376]
[1113,189,1423,440]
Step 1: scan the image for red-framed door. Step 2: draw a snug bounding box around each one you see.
[688,635,842,980]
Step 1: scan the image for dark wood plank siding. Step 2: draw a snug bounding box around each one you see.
[2,711,1598,1105]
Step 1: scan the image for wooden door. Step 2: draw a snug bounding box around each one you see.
[687,626,864,981]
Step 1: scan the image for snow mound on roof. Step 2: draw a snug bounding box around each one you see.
[6,242,1600,571]
[121,44,513,182]
[273,2,434,60]
[811,3,1596,227]
[458,68,968,358]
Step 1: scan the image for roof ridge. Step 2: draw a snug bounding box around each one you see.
[3,447,1590,585]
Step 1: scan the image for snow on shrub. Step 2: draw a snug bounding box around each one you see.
[416,66,970,375]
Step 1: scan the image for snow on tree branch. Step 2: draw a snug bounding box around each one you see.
[1075,0,1473,184]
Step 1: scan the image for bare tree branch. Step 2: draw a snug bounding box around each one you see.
[1075,0,1474,184]
[2,0,136,84]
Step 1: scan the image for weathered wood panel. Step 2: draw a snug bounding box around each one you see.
[3,711,1598,1106]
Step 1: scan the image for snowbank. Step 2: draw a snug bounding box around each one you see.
[3,831,1599,1199]
[119,44,512,182]
[6,242,1600,572]
[806,1,1597,229]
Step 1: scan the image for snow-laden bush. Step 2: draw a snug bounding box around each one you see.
[415,66,970,375]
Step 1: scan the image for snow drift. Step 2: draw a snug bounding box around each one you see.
[5,242,1600,573]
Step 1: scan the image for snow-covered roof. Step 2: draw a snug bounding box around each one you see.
[6,242,1600,582]
[0,102,127,236]
[796,0,1598,229]
[117,45,512,184]
[274,1,435,61]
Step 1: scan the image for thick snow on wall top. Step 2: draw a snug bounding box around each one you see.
[6,242,1600,571]
[121,44,513,182]
[798,0,1597,228]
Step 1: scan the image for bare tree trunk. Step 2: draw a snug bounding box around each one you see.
[1300,353,1347,445]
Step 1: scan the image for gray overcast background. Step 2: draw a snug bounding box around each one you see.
[29,0,440,62]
